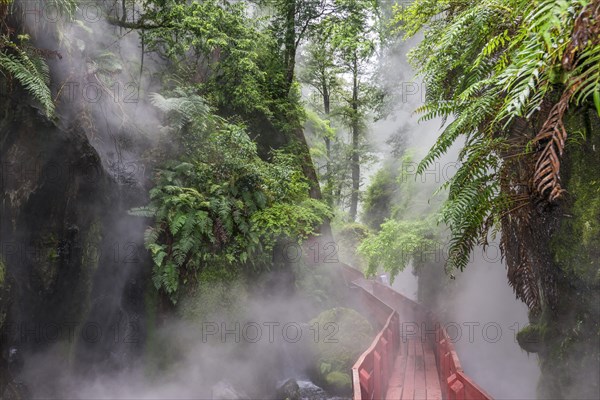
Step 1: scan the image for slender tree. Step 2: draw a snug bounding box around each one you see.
[298,30,341,203]
[328,0,380,221]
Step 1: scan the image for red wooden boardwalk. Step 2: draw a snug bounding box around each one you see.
[385,336,443,399]
[340,264,493,400]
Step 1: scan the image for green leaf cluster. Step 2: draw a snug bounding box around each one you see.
[0,0,77,118]
[132,92,332,303]
[0,39,54,117]
[396,0,600,271]
[358,217,438,283]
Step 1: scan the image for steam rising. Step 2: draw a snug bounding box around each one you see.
[361,32,541,399]
[20,274,339,398]
[10,1,543,399]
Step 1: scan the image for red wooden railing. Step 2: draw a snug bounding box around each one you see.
[339,264,493,400]
[352,311,400,400]
[433,324,493,400]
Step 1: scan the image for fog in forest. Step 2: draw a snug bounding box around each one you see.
[4,1,595,399]
[367,34,541,399]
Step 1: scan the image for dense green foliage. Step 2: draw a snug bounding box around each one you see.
[358,218,438,282]
[83,0,350,302]
[361,165,397,230]
[127,0,329,202]
[357,149,446,281]
[132,92,330,302]
[309,307,373,394]
[397,0,600,273]
[0,0,76,117]
[137,0,282,117]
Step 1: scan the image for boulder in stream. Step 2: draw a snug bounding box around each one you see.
[309,307,373,394]
[276,378,301,400]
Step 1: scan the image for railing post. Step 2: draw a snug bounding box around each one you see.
[393,313,400,354]
[359,368,371,399]
[448,373,465,400]
[382,337,390,391]
[373,350,382,400]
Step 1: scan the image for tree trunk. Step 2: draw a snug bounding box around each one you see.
[322,75,333,204]
[284,0,297,92]
[349,54,360,222]
[499,105,600,399]
[282,0,330,237]
[292,125,322,199]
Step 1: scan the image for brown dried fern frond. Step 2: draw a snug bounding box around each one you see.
[508,252,541,311]
[562,0,600,71]
[503,213,542,312]
[532,90,571,202]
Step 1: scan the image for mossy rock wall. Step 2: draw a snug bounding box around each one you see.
[523,107,600,399]
[308,307,373,395]
[0,97,152,392]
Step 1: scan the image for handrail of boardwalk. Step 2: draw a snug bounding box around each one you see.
[351,309,400,399]
[339,264,493,400]
[433,323,493,400]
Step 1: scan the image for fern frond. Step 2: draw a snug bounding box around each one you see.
[532,89,571,201]
[0,49,54,117]
[149,91,212,132]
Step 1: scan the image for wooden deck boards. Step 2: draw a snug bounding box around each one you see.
[384,333,442,400]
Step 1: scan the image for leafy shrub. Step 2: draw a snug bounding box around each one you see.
[309,307,373,394]
[358,218,438,282]
[132,92,332,303]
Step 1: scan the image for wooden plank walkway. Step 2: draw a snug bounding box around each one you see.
[384,333,443,400]
[343,265,492,400]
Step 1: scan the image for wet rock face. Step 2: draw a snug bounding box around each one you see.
[0,103,109,394]
[308,307,373,395]
[0,258,11,394]
[0,100,151,393]
[276,378,301,400]
[1,102,107,343]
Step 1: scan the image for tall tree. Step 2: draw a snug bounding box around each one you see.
[263,0,338,201]
[328,0,380,221]
[110,0,328,200]
[266,0,335,91]
[298,29,341,204]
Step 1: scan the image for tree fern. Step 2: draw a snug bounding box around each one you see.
[0,48,54,117]
[399,0,600,277]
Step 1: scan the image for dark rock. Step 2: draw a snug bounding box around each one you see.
[276,378,300,400]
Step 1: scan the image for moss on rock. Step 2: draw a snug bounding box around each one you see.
[309,307,373,394]
[325,371,352,392]
[516,324,544,354]
[551,116,600,282]
[536,109,600,399]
